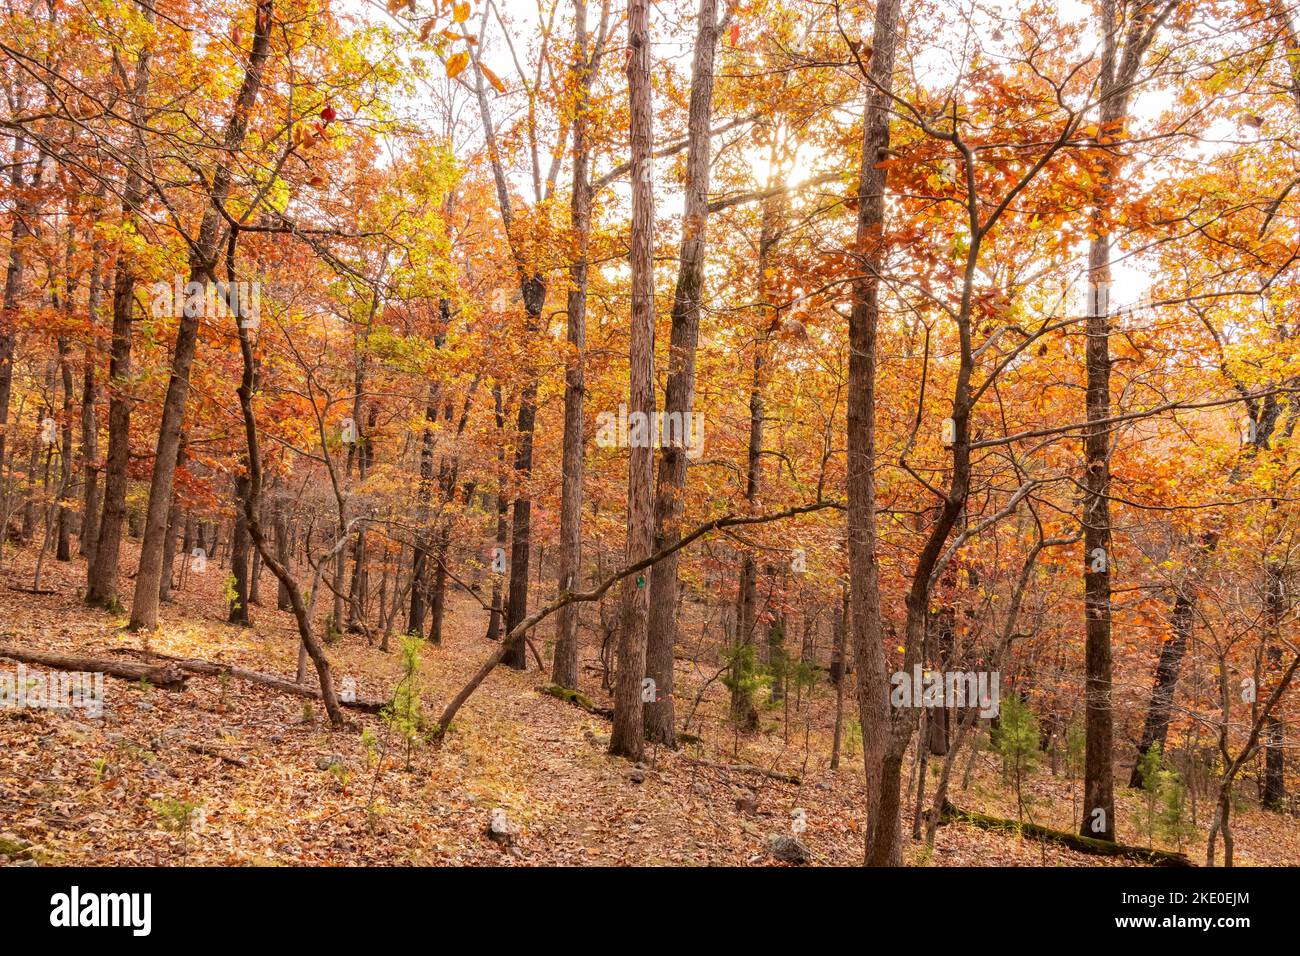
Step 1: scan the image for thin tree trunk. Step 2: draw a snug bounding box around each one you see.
[553,0,607,691]
[228,472,253,626]
[79,208,105,561]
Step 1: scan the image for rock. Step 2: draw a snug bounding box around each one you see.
[316,754,344,771]
[487,808,518,846]
[628,769,647,784]
[766,834,811,865]
[135,700,154,712]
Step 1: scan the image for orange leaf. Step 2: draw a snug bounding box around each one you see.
[480,63,506,93]
[446,51,470,79]
[453,1,470,23]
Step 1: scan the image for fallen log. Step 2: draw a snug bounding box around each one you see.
[0,643,187,689]
[538,684,614,719]
[114,649,389,714]
[680,756,801,785]
[937,801,1194,867]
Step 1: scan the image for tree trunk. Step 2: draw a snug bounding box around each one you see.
[79,215,105,562]
[130,0,275,631]
[87,14,153,608]
[553,0,603,692]
[228,472,253,626]
[0,644,185,688]
[157,435,186,603]
[1080,0,1146,843]
[610,0,655,761]
[1129,559,1199,788]
[55,336,75,561]
[644,0,720,747]
[848,0,901,866]
[1262,559,1287,808]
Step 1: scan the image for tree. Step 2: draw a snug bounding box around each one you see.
[609,0,655,761]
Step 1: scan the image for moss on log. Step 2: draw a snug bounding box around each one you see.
[938,801,1194,866]
[539,684,614,718]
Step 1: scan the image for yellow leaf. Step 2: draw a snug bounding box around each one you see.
[453,1,470,23]
[446,51,469,79]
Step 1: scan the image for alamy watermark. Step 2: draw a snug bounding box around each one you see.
[0,665,104,717]
[149,277,261,329]
[889,665,1000,718]
[594,403,705,459]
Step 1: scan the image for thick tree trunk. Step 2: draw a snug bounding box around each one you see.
[610,0,655,761]
[87,15,152,608]
[1080,0,1134,842]
[644,0,720,746]
[553,0,603,692]
[848,0,901,866]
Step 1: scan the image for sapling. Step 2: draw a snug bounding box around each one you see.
[1132,743,1165,846]
[150,796,201,860]
[381,635,425,770]
[993,695,1040,825]
[1156,767,1195,851]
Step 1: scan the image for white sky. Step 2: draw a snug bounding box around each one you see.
[334,0,1165,307]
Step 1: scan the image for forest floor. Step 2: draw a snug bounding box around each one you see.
[1,541,1297,866]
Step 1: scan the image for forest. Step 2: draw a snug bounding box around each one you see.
[0,0,1298,873]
